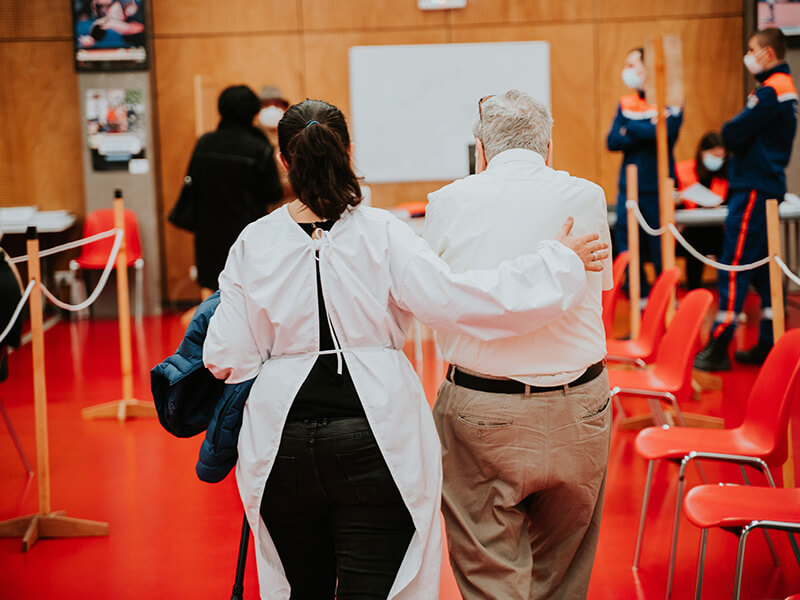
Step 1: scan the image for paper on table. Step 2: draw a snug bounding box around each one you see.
[679,182,724,208]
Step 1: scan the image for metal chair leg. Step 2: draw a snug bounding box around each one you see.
[68,261,88,320]
[694,528,708,600]
[666,457,690,599]
[732,525,753,600]
[738,465,779,566]
[633,460,655,569]
[134,259,144,323]
[695,461,709,484]
[648,397,669,427]
[790,532,800,569]
[666,392,686,427]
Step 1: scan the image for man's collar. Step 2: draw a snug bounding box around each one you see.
[486,148,546,171]
[756,61,791,84]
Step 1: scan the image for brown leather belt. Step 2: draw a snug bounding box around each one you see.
[446,360,605,395]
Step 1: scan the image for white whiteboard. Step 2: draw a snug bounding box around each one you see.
[349,42,550,183]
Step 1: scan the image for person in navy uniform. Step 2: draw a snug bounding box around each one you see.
[695,27,798,371]
[607,47,683,298]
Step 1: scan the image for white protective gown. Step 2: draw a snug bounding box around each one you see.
[203,204,587,600]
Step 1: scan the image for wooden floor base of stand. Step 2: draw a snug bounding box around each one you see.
[0,511,109,552]
[81,399,157,421]
[618,411,725,431]
[692,369,723,391]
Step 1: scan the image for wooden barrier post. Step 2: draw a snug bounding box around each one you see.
[82,191,156,421]
[0,227,108,551]
[626,165,642,339]
[193,74,204,138]
[766,199,793,487]
[651,36,678,322]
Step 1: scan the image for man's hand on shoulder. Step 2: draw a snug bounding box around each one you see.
[555,217,609,273]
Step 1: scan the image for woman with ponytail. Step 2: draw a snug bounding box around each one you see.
[203,99,607,600]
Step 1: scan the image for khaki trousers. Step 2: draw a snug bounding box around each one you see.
[433,370,611,600]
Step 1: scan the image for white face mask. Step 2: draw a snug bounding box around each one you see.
[743,51,764,75]
[702,153,725,172]
[622,67,644,90]
[258,106,284,129]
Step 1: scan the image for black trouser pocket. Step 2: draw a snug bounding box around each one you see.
[261,455,298,511]
[336,435,403,505]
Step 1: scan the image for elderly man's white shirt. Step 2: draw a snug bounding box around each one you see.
[424,148,613,386]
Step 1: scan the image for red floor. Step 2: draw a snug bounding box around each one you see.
[1,294,800,599]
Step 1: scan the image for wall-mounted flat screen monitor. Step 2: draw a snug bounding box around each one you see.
[72,0,148,72]
[757,0,800,38]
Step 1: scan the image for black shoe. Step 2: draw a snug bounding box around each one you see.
[693,337,731,371]
[734,343,772,365]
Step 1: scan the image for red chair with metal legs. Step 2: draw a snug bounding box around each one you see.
[684,484,800,600]
[602,251,630,338]
[632,328,800,599]
[69,207,145,319]
[609,288,713,428]
[606,267,681,367]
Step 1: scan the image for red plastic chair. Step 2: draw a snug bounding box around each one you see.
[684,484,800,599]
[632,328,800,598]
[609,288,713,428]
[606,267,680,367]
[602,250,630,337]
[69,208,145,318]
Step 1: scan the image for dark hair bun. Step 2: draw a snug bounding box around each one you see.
[278,100,362,221]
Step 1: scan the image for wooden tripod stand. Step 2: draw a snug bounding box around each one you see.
[0,228,108,551]
[82,192,156,421]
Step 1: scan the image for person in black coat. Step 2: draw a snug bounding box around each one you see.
[177,85,283,294]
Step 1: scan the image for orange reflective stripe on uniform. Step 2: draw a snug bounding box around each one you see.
[620,94,658,121]
[764,72,799,103]
[713,190,758,338]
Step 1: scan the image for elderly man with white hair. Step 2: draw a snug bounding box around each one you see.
[424,89,613,600]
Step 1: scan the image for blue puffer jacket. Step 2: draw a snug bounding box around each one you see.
[151,291,255,483]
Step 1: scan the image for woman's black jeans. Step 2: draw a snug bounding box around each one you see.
[260,417,415,600]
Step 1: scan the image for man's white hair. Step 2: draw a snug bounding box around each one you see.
[472,90,553,163]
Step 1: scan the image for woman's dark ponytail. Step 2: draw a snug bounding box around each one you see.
[278,100,362,221]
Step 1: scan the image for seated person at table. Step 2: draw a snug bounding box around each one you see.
[675,132,729,290]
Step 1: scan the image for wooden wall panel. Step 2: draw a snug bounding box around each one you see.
[302,28,448,115]
[0,1,73,40]
[452,24,599,186]
[154,34,304,300]
[0,41,84,214]
[596,0,743,21]
[597,17,744,202]
[152,0,298,36]
[300,0,447,31]
[449,0,593,26]
[302,28,449,210]
[367,181,452,210]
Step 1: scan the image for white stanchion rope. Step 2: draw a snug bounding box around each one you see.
[9,228,120,264]
[625,200,771,272]
[0,280,35,346]
[40,229,123,312]
[776,256,800,288]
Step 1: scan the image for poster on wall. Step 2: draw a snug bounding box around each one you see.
[757,0,800,37]
[72,0,148,71]
[85,88,146,171]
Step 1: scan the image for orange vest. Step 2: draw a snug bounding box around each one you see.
[675,159,728,208]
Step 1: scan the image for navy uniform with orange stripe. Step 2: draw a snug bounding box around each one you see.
[607,91,683,295]
[697,63,797,368]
